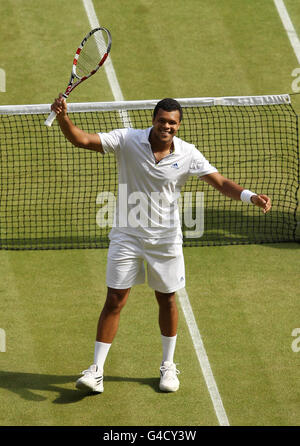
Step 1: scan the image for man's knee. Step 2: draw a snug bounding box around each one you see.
[155,291,177,308]
[104,287,130,313]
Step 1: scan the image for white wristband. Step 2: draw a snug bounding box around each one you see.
[240,189,256,204]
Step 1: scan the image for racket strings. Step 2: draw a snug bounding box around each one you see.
[76,31,109,78]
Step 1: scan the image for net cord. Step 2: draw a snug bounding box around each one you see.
[0,94,291,116]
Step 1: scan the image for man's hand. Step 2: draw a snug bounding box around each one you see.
[49,93,103,152]
[251,194,271,214]
[51,94,67,119]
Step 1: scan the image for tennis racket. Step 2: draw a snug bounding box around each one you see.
[44,27,112,127]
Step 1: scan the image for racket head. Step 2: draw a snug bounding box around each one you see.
[72,27,112,80]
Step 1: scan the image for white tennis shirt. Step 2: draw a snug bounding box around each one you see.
[98,127,217,241]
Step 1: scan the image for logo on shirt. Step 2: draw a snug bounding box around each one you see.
[171,162,179,169]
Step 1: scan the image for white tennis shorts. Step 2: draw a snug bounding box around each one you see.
[106,231,185,293]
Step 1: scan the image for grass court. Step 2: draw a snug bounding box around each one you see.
[0,0,299,427]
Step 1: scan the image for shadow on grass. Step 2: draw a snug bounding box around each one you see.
[0,371,159,404]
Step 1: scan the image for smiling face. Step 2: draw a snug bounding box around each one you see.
[151,108,181,148]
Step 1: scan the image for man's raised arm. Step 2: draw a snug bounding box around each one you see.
[51,94,103,153]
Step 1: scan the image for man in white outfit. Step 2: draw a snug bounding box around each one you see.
[50,96,271,394]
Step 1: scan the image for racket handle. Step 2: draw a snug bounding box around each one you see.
[44,110,57,127]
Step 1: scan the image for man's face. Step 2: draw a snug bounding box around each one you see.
[152,109,181,145]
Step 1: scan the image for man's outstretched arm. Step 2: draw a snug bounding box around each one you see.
[201,172,271,214]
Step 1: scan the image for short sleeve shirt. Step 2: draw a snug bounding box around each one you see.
[98,127,217,240]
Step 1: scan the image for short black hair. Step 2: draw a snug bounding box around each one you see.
[153,98,183,122]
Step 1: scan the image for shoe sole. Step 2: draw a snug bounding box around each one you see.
[76,379,103,393]
[159,383,179,392]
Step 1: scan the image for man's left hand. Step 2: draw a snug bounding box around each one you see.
[251,194,271,214]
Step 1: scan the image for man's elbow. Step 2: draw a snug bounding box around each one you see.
[72,136,91,149]
[76,138,103,152]
[72,139,84,148]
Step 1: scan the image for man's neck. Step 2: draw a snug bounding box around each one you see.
[149,129,174,153]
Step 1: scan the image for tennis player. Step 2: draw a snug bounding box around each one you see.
[51,95,271,393]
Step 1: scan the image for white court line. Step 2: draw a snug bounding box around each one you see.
[82,0,125,101]
[274,0,300,65]
[82,0,229,426]
[82,0,131,126]
[177,288,230,426]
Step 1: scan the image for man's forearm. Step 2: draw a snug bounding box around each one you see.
[203,173,244,200]
[218,178,244,200]
[202,172,271,213]
[56,113,102,152]
[56,114,88,147]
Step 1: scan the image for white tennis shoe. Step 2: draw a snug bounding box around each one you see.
[159,361,180,392]
[75,364,104,393]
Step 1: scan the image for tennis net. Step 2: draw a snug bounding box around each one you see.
[0,94,299,250]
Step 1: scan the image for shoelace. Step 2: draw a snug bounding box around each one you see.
[160,364,180,376]
[81,366,98,376]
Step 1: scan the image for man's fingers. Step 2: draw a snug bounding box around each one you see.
[254,194,271,213]
[51,94,66,114]
[258,196,266,206]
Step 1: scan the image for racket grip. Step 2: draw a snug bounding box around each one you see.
[44,110,57,127]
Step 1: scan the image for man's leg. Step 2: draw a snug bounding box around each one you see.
[155,291,178,362]
[155,291,178,337]
[76,287,130,393]
[155,291,180,392]
[97,287,131,343]
[94,287,131,371]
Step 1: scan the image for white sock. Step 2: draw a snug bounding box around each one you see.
[161,334,177,364]
[94,341,111,374]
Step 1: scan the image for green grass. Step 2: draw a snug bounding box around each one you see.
[0,0,299,427]
[0,244,299,425]
[0,249,218,426]
[185,243,300,425]
[0,0,112,105]
[1,0,300,105]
